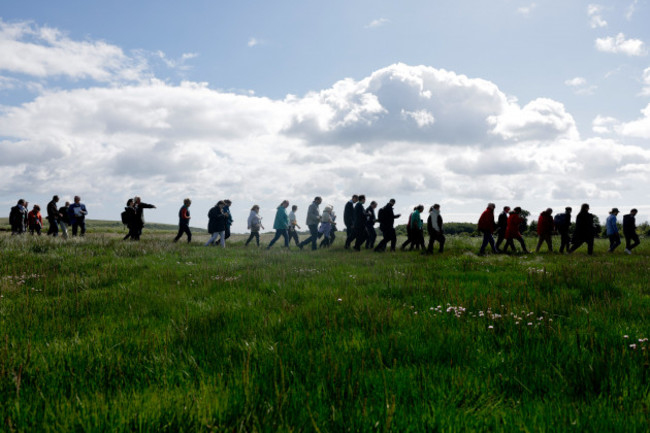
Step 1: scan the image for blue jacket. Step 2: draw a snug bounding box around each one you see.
[606,214,618,236]
[68,203,88,224]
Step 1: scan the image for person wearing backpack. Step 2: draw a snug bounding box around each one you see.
[553,207,572,253]
[535,208,554,252]
[9,199,28,235]
[569,203,595,255]
[130,196,156,241]
[122,199,136,240]
[424,204,445,254]
[173,198,192,243]
[46,195,61,237]
[375,199,401,252]
[364,201,378,249]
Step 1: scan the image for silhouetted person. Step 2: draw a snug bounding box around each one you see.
[375,199,400,252]
[131,196,156,241]
[299,196,322,250]
[173,198,192,243]
[206,201,228,247]
[495,206,510,251]
[503,207,529,253]
[400,207,418,251]
[364,201,378,249]
[351,195,368,250]
[288,205,301,246]
[46,195,60,236]
[606,208,621,252]
[122,199,136,240]
[424,204,445,254]
[554,207,572,253]
[535,208,554,252]
[623,209,640,254]
[68,196,88,236]
[10,199,27,235]
[344,195,359,248]
[569,203,595,255]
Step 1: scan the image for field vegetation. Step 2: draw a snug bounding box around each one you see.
[0,226,649,432]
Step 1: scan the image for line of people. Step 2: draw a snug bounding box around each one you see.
[477,203,641,255]
[9,195,643,256]
[9,196,88,237]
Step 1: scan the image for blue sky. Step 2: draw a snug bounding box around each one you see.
[1,0,649,231]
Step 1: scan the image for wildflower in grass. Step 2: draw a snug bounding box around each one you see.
[630,344,637,349]
[624,335,629,339]
[528,322,533,326]
[337,298,342,302]
[488,326,494,330]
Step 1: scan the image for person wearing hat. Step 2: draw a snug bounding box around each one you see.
[606,208,621,252]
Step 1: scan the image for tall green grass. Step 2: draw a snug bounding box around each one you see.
[0,232,648,432]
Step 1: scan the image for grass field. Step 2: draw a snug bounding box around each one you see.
[1,229,649,432]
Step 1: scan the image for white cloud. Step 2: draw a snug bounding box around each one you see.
[0,19,148,82]
[587,4,608,28]
[365,18,390,29]
[592,115,619,134]
[248,37,260,47]
[641,67,650,96]
[564,77,597,95]
[517,3,537,16]
[565,77,586,87]
[595,33,647,56]
[619,103,650,138]
[626,0,639,20]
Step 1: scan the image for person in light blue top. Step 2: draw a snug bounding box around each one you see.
[606,208,621,252]
[267,200,290,249]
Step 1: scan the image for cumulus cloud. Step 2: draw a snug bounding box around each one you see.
[618,103,650,138]
[0,19,148,82]
[592,115,619,134]
[641,67,650,96]
[565,77,597,95]
[595,33,647,56]
[587,4,608,28]
[626,0,639,20]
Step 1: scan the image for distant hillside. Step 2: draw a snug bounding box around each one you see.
[0,218,207,233]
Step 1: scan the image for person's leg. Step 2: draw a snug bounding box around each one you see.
[59,221,68,239]
[185,225,192,243]
[72,223,78,236]
[354,227,367,250]
[587,238,594,255]
[545,234,552,252]
[516,236,528,253]
[479,231,489,254]
[535,236,544,252]
[438,233,446,253]
[629,233,641,251]
[225,226,231,240]
[282,230,289,247]
[80,220,86,236]
[245,232,255,246]
[219,231,226,247]
[205,232,219,246]
[174,226,184,242]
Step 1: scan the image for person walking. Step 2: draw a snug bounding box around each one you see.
[503,207,529,253]
[606,208,621,252]
[245,205,264,247]
[27,205,43,235]
[495,206,510,251]
[424,204,445,254]
[57,201,70,239]
[299,196,322,250]
[9,199,28,235]
[344,195,359,248]
[122,199,136,240]
[375,199,400,252]
[46,195,60,237]
[288,205,301,247]
[223,199,233,240]
[408,205,426,251]
[569,203,596,255]
[535,208,554,252]
[318,205,335,247]
[364,201,378,249]
[623,209,640,254]
[130,196,156,241]
[554,207,572,253]
[400,207,418,251]
[352,195,368,251]
[68,196,88,236]
[478,203,498,255]
[267,200,291,249]
[205,201,228,247]
[173,198,192,243]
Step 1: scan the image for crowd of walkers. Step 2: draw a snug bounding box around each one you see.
[8,195,643,255]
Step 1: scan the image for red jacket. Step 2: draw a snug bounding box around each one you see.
[505,213,522,239]
[537,212,554,236]
[28,210,42,228]
[478,208,495,232]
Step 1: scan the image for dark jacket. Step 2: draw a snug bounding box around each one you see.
[58,206,70,224]
[478,208,495,232]
[365,207,376,227]
[379,204,398,229]
[179,205,191,225]
[207,206,227,233]
[354,202,366,229]
[133,203,155,228]
[47,200,59,221]
[623,214,636,235]
[123,206,136,227]
[344,201,355,228]
[497,211,508,233]
[574,210,595,239]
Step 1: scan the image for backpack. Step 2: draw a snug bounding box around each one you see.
[554,213,566,228]
[377,207,386,224]
[121,210,129,225]
[9,206,20,226]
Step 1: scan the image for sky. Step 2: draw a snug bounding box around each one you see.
[1,0,649,232]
